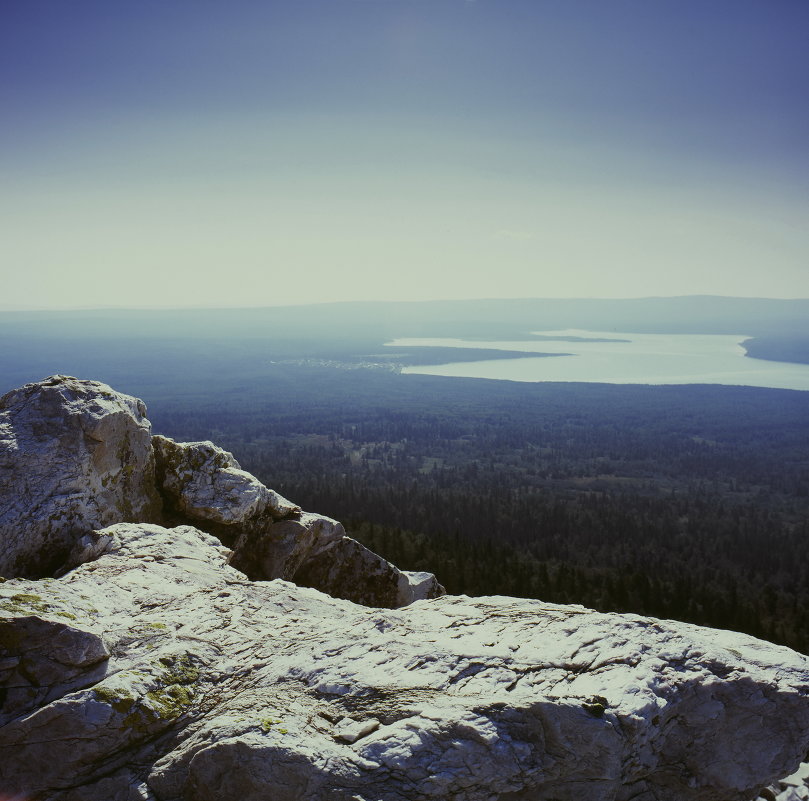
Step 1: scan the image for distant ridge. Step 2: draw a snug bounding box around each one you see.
[2,296,809,339]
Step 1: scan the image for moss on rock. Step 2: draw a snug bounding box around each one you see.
[94,686,136,714]
[0,593,49,614]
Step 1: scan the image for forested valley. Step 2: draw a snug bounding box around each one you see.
[146,364,809,655]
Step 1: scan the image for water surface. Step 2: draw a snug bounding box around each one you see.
[387,330,809,391]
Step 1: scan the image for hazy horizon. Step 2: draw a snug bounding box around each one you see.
[3,1,808,310]
[4,292,809,314]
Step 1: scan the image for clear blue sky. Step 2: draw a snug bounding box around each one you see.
[2,0,807,308]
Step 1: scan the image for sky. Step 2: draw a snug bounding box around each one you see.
[1,0,808,309]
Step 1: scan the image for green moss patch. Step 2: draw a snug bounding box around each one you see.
[0,593,49,614]
[146,684,194,719]
[94,686,136,714]
[0,592,88,621]
[259,716,288,734]
[158,653,200,685]
[94,654,202,734]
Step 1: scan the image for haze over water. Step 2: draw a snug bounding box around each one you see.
[390,331,809,391]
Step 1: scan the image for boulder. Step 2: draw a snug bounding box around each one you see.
[0,375,162,577]
[293,534,446,607]
[400,569,445,603]
[0,610,110,727]
[229,513,445,608]
[228,512,347,580]
[0,375,441,608]
[152,435,299,524]
[152,436,442,608]
[1,521,807,801]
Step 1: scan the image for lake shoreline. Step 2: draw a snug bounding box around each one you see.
[388,330,809,391]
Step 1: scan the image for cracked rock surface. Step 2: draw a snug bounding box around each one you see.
[1,522,808,801]
[0,375,443,608]
[767,763,809,800]
[0,376,162,577]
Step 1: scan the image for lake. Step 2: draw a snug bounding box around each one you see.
[387,330,809,391]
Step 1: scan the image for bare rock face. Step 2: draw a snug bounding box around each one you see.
[228,512,347,580]
[151,436,442,607]
[0,375,441,607]
[1,522,807,801]
[228,513,445,608]
[293,533,446,607]
[0,376,162,577]
[400,569,445,603]
[152,435,300,524]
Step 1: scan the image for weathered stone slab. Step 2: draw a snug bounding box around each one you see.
[0,522,806,801]
[228,512,347,580]
[293,534,446,608]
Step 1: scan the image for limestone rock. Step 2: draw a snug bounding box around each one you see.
[333,717,381,744]
[0,374,439,607]
[229,514,444,608]
[59,771,157,801]
[400,569,446,604]
[2,376,806,798]
[0,375,162,577]
[293,534,445,607]
[229,512,346,580]
[152,435,299,525]
[0,609,110,727]
[1,521,807,801]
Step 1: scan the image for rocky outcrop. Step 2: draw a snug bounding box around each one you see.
[229,512,347,580]
[150,434,441,608]
[1,375,808,800]
[1,521,807,801]
[293,533,446,607]
[152,435,300,524]
[0,376,443,608]
[150,436,440,607]
[0,376,162,577]
[229,514,444,607]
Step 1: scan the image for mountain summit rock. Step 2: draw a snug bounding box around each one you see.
[0,375,162,577]
[0,376,807,801]
[0,375,442,607]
